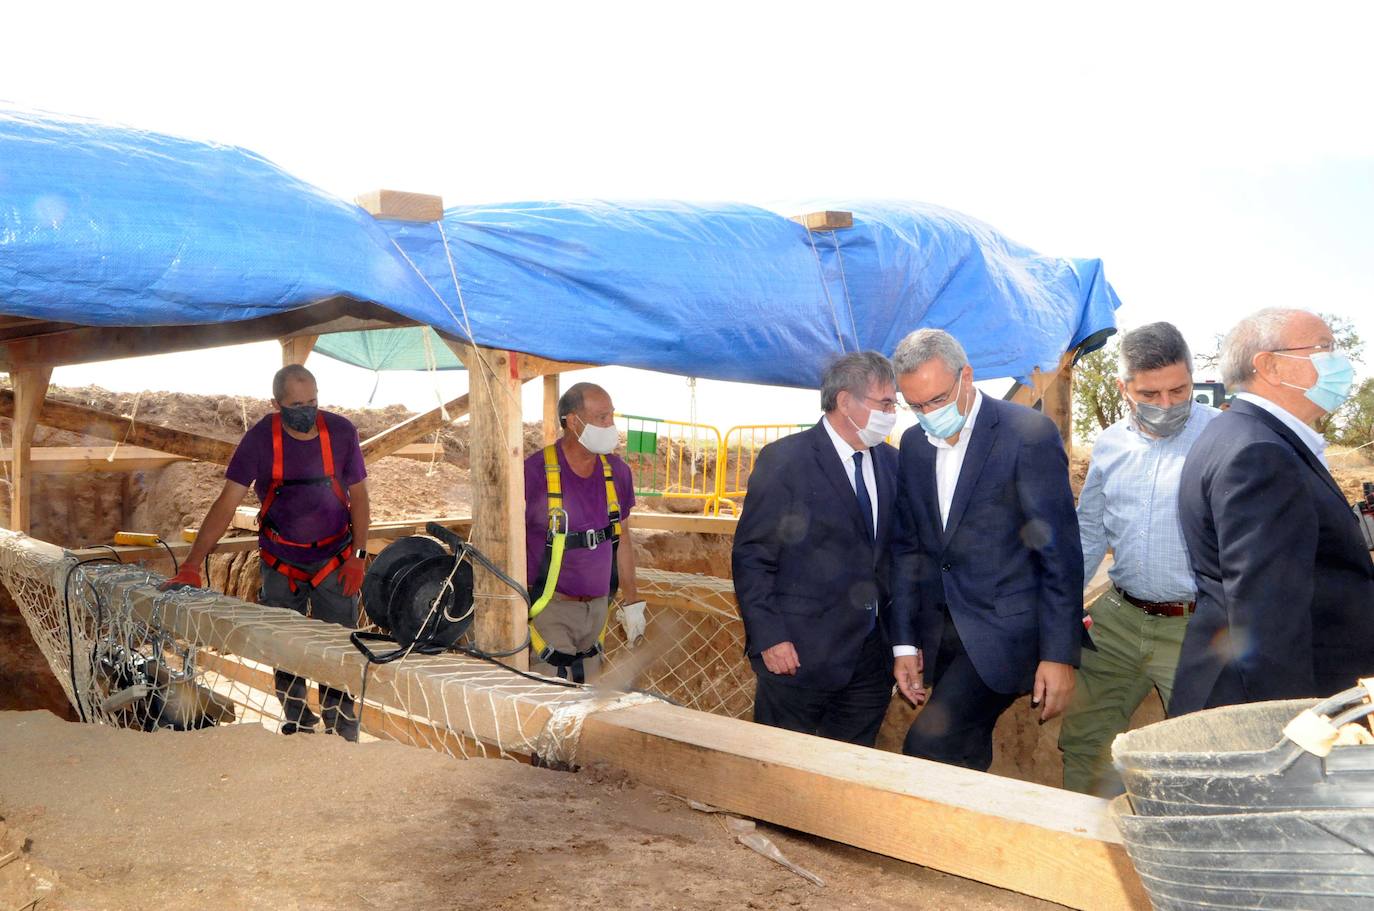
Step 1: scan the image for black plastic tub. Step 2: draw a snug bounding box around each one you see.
[1112,690,1374,817]
[1110,795,1374,910]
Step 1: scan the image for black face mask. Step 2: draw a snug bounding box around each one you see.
[280,404,318,433]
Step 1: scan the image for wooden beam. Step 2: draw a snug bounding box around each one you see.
[518,354,596,376]
[0,298,411,370]
[8,366,51,532]
[0,390,237,464]
[1008,347,1079,409]
[542,374,560,446]
[354,189,444,223]
[446,341,528,665]
[360,394,469,463]
[385,442,448,462]
[632,513,737,536]
[0,446,187,474]
[577,704,1146,910]
[279,334,318,367]
[790,210,854,231]
[1042,359,1074,455]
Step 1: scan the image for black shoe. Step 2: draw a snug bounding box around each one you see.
[280,722,316,736]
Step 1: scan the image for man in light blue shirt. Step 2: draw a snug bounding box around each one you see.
[1059,322,1219,795]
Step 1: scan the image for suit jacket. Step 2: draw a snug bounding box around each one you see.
[1168,398,1374,715]
[890,396,1083,694]
[731,420,898,691]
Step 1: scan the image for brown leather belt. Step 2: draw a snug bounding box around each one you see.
[1116,586,1194,617]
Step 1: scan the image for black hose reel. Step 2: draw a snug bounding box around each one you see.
[351,522,529,663]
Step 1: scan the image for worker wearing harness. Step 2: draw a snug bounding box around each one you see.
[162,364,371,740]
[523,382,642,683]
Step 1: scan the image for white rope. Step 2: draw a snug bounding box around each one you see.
[803,226,850,353]
[828,230,861,346]
[106,390,142,462]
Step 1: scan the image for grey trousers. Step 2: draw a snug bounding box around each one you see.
[260,558,361,741]
[529,596,610,682]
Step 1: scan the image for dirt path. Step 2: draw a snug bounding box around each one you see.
[0,711,1061,911]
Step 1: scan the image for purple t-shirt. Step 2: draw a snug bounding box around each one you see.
[524,442,636,599]
[226,411,366,565]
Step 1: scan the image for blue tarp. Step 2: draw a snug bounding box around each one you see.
[1,106,1120,387]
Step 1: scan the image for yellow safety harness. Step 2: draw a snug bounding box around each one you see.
[528,444,622,679]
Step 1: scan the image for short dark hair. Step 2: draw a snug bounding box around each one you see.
[557,382,608,428]
[1119,322,1193,382]
[820,351,896,412]
[272,364,316,403]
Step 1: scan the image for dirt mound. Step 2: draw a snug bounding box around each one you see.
[0,710,1053,911]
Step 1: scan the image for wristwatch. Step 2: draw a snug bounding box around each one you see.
[353,547,368,560]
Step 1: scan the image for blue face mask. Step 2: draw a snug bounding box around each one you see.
[1275,351,1356,413]
[915,375,969,439]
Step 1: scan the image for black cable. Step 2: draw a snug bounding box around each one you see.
[61,556,120,723]
[84,544,123,563]
[154,538,179,574]
[454,644,582,688]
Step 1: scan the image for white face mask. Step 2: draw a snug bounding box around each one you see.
[847,404,897,448]
[572,414,619,454]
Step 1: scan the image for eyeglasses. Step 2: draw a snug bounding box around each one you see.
[901,375,961,412]
[1271,343,1341,355]
[860,394,899,414]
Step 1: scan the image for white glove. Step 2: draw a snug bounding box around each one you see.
[616,600,648,648]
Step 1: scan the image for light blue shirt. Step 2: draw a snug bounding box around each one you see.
[1078,403,1220,602]
[1232,392,1329,467]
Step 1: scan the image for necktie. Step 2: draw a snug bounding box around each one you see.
[853,451,874,542]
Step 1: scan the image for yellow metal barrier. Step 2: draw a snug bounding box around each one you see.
[715,423,812,515]
[617,414,725,514]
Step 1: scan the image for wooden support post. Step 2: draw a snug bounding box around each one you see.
[279,334,317,367]
[446,341,528,667]
[354,189,445,222]
[542,374,560,446]
[1043,360,1074,456]
[8,367,51,532]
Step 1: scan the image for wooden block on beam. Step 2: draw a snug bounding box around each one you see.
[790,210,854,231]
[355,189,444,223]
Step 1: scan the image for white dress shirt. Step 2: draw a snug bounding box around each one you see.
[1233,392,1329,467]
[822,414,879,538]
[893,390,984,658]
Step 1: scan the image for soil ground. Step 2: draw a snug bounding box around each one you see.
[0,711,1059,911]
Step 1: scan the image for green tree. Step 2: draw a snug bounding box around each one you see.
[1329,377,1374,449]
[1072,340,1125,443]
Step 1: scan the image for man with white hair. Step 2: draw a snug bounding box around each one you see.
[889,329,1083,771]
[1169,309,1374,715]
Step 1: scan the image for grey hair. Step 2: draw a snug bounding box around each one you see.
[1219,308,1306,390]
[1118,322,1193,382]
[272,364,315,403]
[891,328,968,378]
[820,351,896,412]
[557,382,608,428]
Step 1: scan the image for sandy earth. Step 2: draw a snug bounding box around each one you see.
[0,711,1058,911]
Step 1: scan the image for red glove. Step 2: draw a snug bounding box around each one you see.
[159,565,203,592]
[337,555,366,597]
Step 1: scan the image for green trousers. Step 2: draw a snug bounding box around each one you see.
[1059,587,1190,796]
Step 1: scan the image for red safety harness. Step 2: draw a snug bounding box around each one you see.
[258,413,353,593]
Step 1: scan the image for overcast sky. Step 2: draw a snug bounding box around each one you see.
[3,1,1371,431]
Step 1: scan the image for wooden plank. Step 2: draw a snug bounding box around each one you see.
[448,341,528,665]
[386,442,447,461]
[542,374,560,446]
[9,367,52,532]
[0,390,237,464]
[633,513,737,536]
[790,210,854,231]
[360,394,469,463]
[279,334,318,367]
[0,446,187,474]
[1008,347,1078,409]
[1043,360,1074,455]
[517,354,596,376]
[577,703,1147,911]
[354,189,444,222]
[0,297,410,370]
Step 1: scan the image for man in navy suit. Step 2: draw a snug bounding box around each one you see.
[889,329,1083,771]
[1170,309,1374,715]
[732,351,900,746]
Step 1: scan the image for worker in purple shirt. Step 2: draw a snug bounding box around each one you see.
[162,364,371,740]
[524,382,642,683]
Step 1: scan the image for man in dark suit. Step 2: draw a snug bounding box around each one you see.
[889,329,1083,771]
[1170,309,1374,715]
[732,351,900,746]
